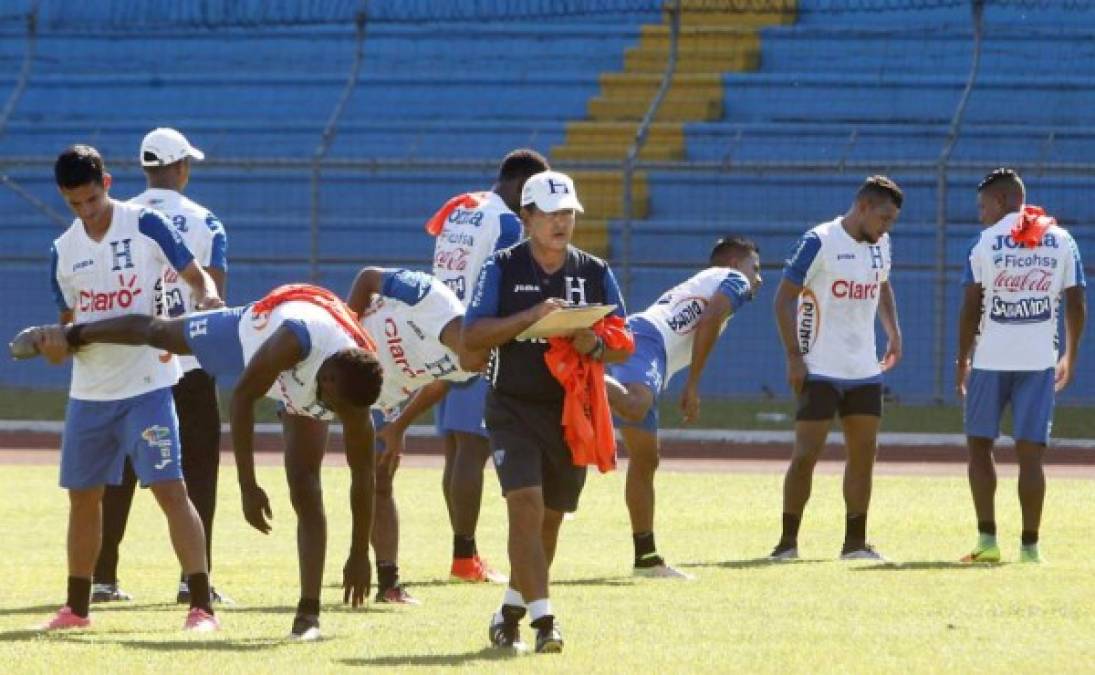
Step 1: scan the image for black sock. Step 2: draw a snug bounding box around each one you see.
[780,513,802,545]
[453,535,477,559]
[67,576,91,618]
[844,513,867,548]
[187,572,213,614]
[377,561,399,591]
[978,520,997,537]
[633,531,658,566]
[1021,530,1039,546]
[297,597,320,617]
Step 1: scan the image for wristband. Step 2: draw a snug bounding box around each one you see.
[590,336,606,361]
[65,324,85,348]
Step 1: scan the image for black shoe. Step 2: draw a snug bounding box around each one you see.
[532,615,563,654]
[768,541,800,560]
[290,613,321,641]
[489,605,526,650]
[91,582,133,603]
[177,582,234,605]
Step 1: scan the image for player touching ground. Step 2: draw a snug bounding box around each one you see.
[14,284,382,640]
[428,149,549,583]
[769,176,904,562]
[606,235,761,578]
[92,127,232,605]
[23,146,222,632]
[956,168,1086,564]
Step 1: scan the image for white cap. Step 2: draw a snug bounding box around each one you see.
[520,170,584,213]
[140,127,205,167]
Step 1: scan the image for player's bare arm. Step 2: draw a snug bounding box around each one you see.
[439,317,490,372]
[230,325,305,534]
[337,404,376,607]
[1057,286,1087,392]
[955,283,984,399]
[462,297,566,350]
[877,280,902,372]
[178,260,223,309]
[773,278,807,394]
[346,266,385,315]
[377,380,451,476]
[681,292,734,423]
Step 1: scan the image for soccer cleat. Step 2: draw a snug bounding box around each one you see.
[532,616,563,654]
[1019,545,1044,564]
[91,582,133,603]
[840,544,890,562]
[290,614,321,641]
[177,582,234,605]
[489,605,527,652]
[374,584,421,605]
[768,542,800,561]
[39,606,91,631]
[183,607,220,632]
[9,326,43,360]
[451,556,507,584]
[960,543,1002,564]
[633,562,694,580]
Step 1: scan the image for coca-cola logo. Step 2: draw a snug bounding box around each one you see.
[78,273,143,312]
[435,247,470,272]
[993,268,1052,293]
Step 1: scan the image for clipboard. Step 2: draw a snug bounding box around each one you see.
[516,304,617,340]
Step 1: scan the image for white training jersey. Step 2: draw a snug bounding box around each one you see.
[634,267,753,381]
[964,212,1086,371]
[431,191,523,306]
[131,188,227,373]
[237,300,357,420]
[360,269,475,417]
[784,217,892,382]
[51,200,191,401]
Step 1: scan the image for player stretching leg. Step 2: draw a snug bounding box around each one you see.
[22,146,222,631]
[606,235,761,578]
[956,168,1086,564]
[769,176,904,562]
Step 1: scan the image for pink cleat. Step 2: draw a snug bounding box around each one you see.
[183,607,220,632]
[39,606,91,631]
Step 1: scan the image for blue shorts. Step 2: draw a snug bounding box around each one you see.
[60,387,183,490]
[371,408,389,454]
[438,376,489,437]
[182,305,249,381]
[965,368,1055,445]
[607,319,667,433]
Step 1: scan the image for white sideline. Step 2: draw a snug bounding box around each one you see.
[1,420,1092,450]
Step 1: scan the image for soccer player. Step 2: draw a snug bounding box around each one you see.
[92,128,230,605]
[768,176,904,562]
[29,145,223,631]
[428,149,549,582]
[15,284,383,640]
[956,168,1086,564]
[344,266,488,603]
[463,170,632,654]
[606,235,762,578]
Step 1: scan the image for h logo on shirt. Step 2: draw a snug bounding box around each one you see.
[110,239,134,271]
[868,245,884,270]
[564,276,588,305]
[547,179,570,195]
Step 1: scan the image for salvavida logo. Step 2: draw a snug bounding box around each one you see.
[989,295,1051,324]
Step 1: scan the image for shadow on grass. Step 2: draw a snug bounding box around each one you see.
[221,604,399,615]
[338,647,524,667]
[0,604,63,617]
[553,576,635,587]
[113,637,292,653]
[682,557,826,570]
[0,628,146,642]
[850,561,1007,572]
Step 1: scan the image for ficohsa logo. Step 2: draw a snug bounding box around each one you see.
[665,296,708,335]
[797,289,819,354]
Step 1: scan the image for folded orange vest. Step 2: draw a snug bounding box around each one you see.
[1011,204,1056,249]
[544,315,635,473]
[251,283,377,353]
[424,192,487,236]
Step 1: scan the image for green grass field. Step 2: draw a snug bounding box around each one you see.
[2,462,1094,672]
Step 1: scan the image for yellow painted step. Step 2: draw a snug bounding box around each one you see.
[623,46,759,73]
[570,220,610,258]
[598,72,724,98]
[562,121,683,146]
[551,143,682,162]
[588,96,722,122]
[563,170,650,220]
[640,24,760,50]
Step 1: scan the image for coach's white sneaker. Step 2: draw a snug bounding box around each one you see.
[839,544,890,563]
[633,563,694,580]
[290,614,321,641]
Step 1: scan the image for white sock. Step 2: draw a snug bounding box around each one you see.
[527,598,553,622]
[493,587,525,624]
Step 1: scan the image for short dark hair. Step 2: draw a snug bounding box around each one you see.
[497,148,549,184]
[856,175,903,209]
[977,167,1024,194]
[328,348,383,408]
[55,145,106,188]
[710,234,758,265]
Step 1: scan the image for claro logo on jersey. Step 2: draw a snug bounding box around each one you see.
[797,288,820,354]
[385,317,425,379]
[78,273,142,312]
[664,295,708,335]
[830,279,879,299]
